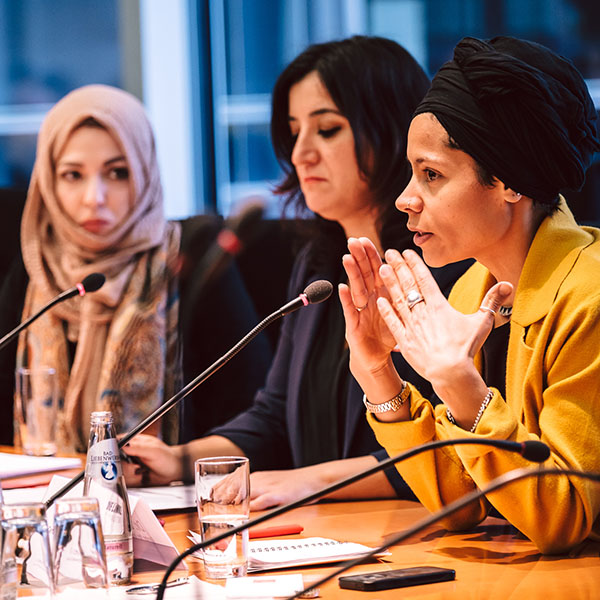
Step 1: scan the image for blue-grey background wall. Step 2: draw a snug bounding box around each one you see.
[1,0,598,222]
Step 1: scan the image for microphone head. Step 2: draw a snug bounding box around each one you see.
[521,440,551,463]
[227,199,265,244]
[304,280,333,305]
[81,273,106,293]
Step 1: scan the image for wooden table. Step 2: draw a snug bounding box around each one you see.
[160,499,600,599]
[3,445,599,599]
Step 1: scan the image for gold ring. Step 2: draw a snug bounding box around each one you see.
[356,303,368,312]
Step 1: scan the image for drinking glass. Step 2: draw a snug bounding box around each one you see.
[195,456,250,579]
[14,366,58,456]
[53,497,108,590]
[0,502,55,597]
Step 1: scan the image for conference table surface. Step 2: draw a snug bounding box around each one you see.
[159,500,600,599]
[2,449,600,599]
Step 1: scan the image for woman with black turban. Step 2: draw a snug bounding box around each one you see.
[341,36,600,554]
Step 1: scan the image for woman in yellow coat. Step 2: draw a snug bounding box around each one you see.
[340,36,600,554]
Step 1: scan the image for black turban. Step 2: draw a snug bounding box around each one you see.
[414,36,600,206]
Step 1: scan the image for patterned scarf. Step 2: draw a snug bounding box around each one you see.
[18,85,181,451]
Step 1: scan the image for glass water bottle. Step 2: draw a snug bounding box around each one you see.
[83,411,133,585]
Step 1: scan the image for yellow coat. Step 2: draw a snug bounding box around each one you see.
[368,201,600,554]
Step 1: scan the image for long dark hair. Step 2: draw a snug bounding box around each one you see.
[271,35,430,255]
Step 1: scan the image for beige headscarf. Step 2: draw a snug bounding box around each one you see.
[18,84,181,451]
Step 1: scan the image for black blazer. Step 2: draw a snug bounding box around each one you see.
[209,243,470,496]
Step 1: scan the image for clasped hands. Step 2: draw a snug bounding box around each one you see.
[339,237,512,424]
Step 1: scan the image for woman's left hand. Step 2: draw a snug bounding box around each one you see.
[377,249,511,394]
[249,468,320,511]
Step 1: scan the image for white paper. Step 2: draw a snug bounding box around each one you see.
[0,452,81,479]
[3,485,47,503]
[16,575,224,599]
[128,494,186,569]
[128,484,195,511]
[226,574,304,599]
[2,481,195,512]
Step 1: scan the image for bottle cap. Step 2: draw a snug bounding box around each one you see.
[90,410,113,424]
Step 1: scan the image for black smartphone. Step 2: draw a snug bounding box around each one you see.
[338,566,455,591]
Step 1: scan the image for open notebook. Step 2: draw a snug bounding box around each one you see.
[189,532,389,571]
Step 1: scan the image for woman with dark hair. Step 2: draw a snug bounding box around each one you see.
[124,36,468,508]
[341,36,600,553]
[270,34,430,251]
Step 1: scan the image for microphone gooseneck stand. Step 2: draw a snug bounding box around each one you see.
[180,201,265,335]
[155,438,551,599]
[0,272,105,352]
[284,467,600,600]
[44,280,333,509]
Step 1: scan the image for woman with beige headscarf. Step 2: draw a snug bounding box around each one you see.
[2,84,272,452]
[16,84,181,451]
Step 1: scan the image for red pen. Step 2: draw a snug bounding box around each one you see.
[249,524,304,539]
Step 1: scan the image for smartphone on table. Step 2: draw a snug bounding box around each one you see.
[338,566,455,591]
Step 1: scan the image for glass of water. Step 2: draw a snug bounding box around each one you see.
[195,456,250,579]
[14,366,58,456]
[0,502,55,598]
[53,497,108,590]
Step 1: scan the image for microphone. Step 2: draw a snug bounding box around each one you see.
[278,279,333,316]
[43,279,333,508]
[187,200,264,291]
[0,272,106,352]
[179,200,265,334]
[154,437,550,599]
[286,466,600,599]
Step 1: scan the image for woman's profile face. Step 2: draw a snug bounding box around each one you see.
[55,126,134,235]
[288,71,373,226]
[398,113,513,268]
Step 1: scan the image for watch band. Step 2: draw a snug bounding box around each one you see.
[363,382,409,414]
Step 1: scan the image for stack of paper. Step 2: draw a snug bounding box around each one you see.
[189,532,388,571]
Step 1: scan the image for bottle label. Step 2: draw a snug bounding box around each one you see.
[86,438,123,481]
[85,438,127,536]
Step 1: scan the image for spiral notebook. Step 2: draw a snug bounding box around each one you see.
[189,533,388,571]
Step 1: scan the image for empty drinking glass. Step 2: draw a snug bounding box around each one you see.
[0,502,55,597]
[53,497,108,590]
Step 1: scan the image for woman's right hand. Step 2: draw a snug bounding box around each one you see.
[121,434,184,486]
[339,237,398,374]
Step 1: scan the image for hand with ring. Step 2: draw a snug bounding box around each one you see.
[339,237,399,374]
[376,248,512,385]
